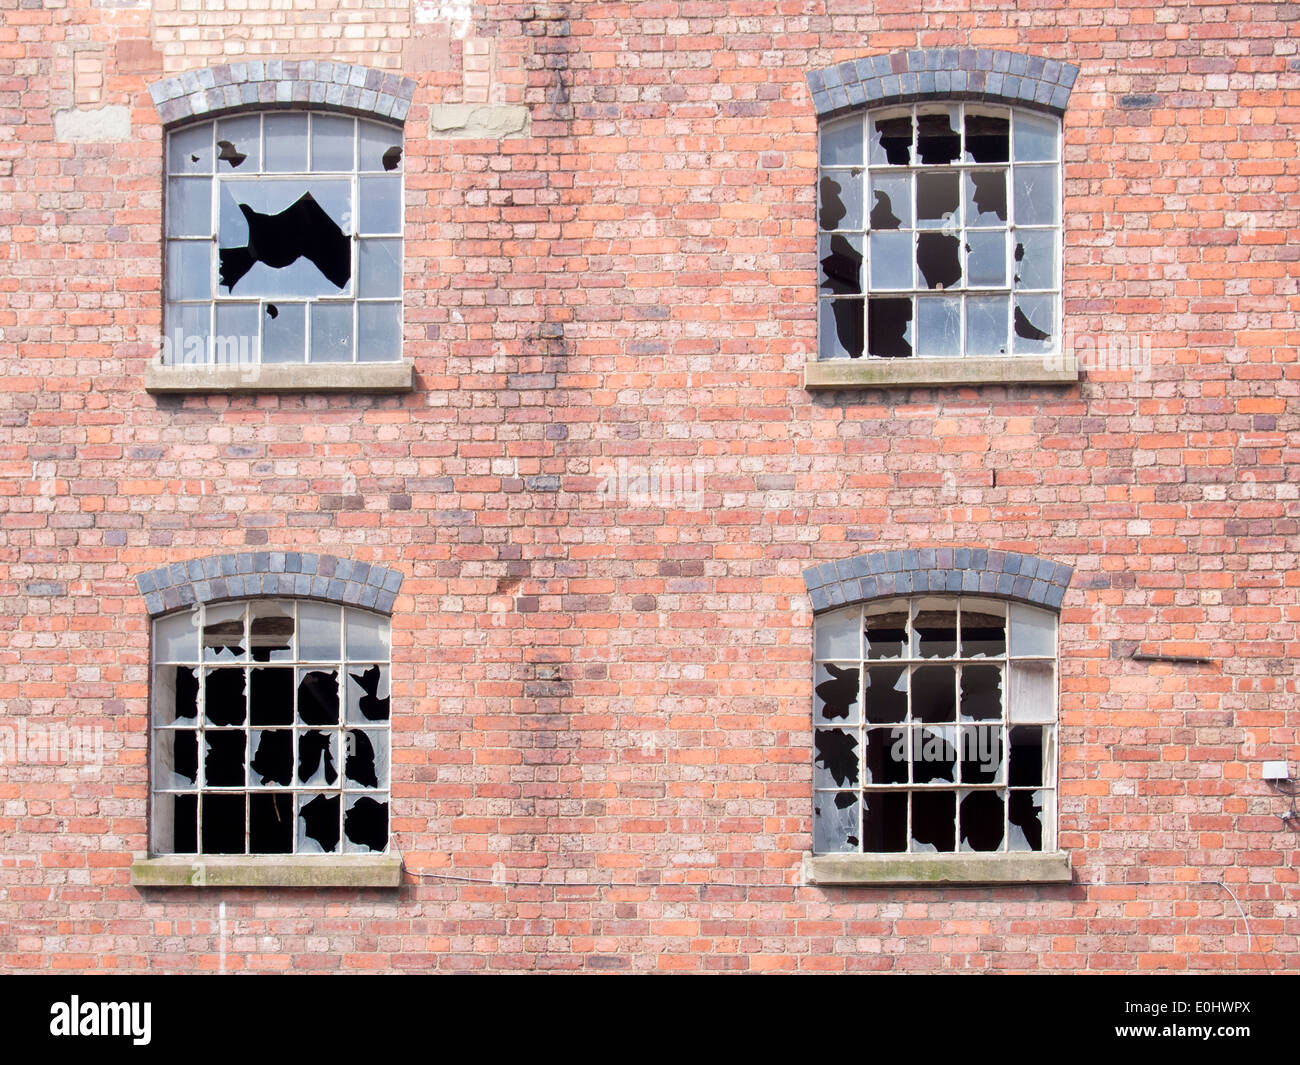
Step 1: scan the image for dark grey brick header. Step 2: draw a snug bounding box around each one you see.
[135,552,404,617]
[802,549,1072,614]
[147,61,417,127]
[806,49,1079,118]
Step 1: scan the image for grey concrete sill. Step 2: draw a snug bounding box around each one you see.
[144,360,414,394]
[804,354,1079,390]
[131,855,403,888]
[803,851,1073,886]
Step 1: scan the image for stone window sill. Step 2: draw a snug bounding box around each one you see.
[131,855,403,889]
[802,851,1073,886]
[144,360,415,394]
[804,354,1079,390]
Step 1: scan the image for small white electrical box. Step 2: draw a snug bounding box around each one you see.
[1262,761,1290,781]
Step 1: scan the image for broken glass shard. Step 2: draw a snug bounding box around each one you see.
[911,725,956,784]
[167,240,211,302]
[204,668,246,726]
[250,729,293,787]
[249,602,293,662]
[960,725,1002,784]
[959,790,1004,851]
[1009,661,1054,724]
[219,185,352,295]
[916,296,960,357]
[1014,230,1054,289]
[261,300,306,363]
[358,302,402,362]
[916,109,959,165]
[156,728,198,788]
[814,727,860,788]
[346,728,387,788]
[814,663,860,724]
[250,667,294,727]
[869,114,912,166]
[863,727,909,784]
[862,791,907,851]
[347,665,391,723]
[250,792,293,854]
[216,140,247,168]
[867,298,912,358]
[916,172,959,229]
[913,605,958,658]
[868,231,912,290]
[911,665,956,723]
[966,230,1007,288]
[216,114,259,171]
[167,177,211,237]
[820,116,864,166]
[263,112,308,172]
[298,729,338,786]
[813,792,859,853]
[964,112,1009,163]
[1013,111,1059,162]
[1007,789,1044,850]
[961,604,1006,658]
[204,730,245,787]
[1008,725,1043,786]
[868,173,909,229]
[201,794,245,854]
[916,233,961,289]
[311,113,355,172]
[863,665,907,724]
[1013,165,1057,226]
[1013,295,1054,352]
[360,120,403,172]
[818,233,862,295]
[965,294,1009,355]
[960,664,1003,721]
[298,793,341,853]
[864,607,908,659]
[168,123,211,174]
[820,298,864,359]
[911,790,956,851]
[297,669,339,726]
[203,603,245,661]
[344,795,388,852]
[309,302,353,363]
[814,608,859,659]
[818,174,862,232]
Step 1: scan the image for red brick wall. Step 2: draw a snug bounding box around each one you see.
[1,0,1297,971]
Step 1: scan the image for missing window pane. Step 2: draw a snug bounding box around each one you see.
[964,170,1007,226]
[864,727,909,785]
[960,664,1003,721]
[821,117,864,166]
[912,665,956,723]
[959,725,1003,784]
[910,725,957,784]
[964,113,1009,163]
[1008,726,1043,786]
[863,665,907,724]
[916,110,959,165]
[819,298,864,359]
[250,793,294,854]
[916,233,962,290]
[344,795,389,853]
[347,664,391,723]
[866,298,912,358]
[156,728,198,788]
[345,729,387,788]
[204,668,246,727]
[864,608,908,659]
[1007,790,1044,851]
[297,669,340,726]
[204,731,246,788]
[961,606,1006,658]
[913,607,958,658]
[250,602,293,662]
[169,794,198,853]
[862,791,908,851]
[911,790,956,852]
[201,794,245,854]
[959,790,1005,851]
[249,729,293,787]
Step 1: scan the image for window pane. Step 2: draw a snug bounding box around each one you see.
[215,115,260,172]
[916,296,960,357]
[165,303,211,365]
[868,173,909,229]
[168,177,211,237]
[965,294,1009,356]
[866,297,912,358]
[202,602,245,661]
[869,114,912,166]
[358,239,402,299]
[814,793,859,853]
[155,610,199,662]
[964,112,1008,163]
[868,231,911,290]
[959,790,1004,851]
[1008,661,1055,724]
[263,113,308,172]
[1013,111,1059,162]
[1014,230,1055,290]
[1010,603,1055,656]
[818,233,862,296]
[311,113,355,172]
[820,116,863,166]
[298,602,341,660]
[1012,294,1055,353]
[863,666,907,724]
[814,727,860,789]
[360,120,403,172]
[213,302,260,367]
[167,240,211,301]
[310,302,354,363]
[359,175,402,234]
[814,663,860,724]
[358,302,402,362]
[819,298,863,360]
[915,107,960,165]
[297,793,341,853]
[818,172,862,232]
[168,123,212,174]
[344,794,389,853]
[346,610,390,660]
[1013,165,1058,226]
[815,609,859,659]
[262,301,306,363]
[964,169,1008,226]
[916,172,958,229]
[966,230,1007,288]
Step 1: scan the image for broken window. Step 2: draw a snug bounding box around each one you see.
[817,103,1061,360]
[164,111,404,368]
[151,599,392,856]
[811,596,1058,855]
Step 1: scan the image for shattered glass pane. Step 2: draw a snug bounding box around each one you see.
[965,294,1009,355]
[910,790,955,851]
[1014,229,1054,290]
[346,664,391,723]
[155,728,198,789]
[168,123,211,174]
[213,302,260,365]
[820,116,864,166]
[910,725,956,784]
[911,665,956,723]
[250,667,294,727]
[814,727,860,789]
[297,668,340,726]
[1013,165,1057,226]
[961,603,1006,658]
[347,610,390,660]
[215,114,260,172]
[819,298,863,359]
[168,177,211,237]
[1007,789,1044,851]
[345,728,389,788]
[167,241,211,301]
[864,606,908,659]
[916,233,961,289]
[863,727,909,785]
[960,664,1003,721]
[813,792,860,853]
[1013,295,1054,353]
[249,729,293,786]
[1010,603,1056,657]
[818,233,863,295]
[309,302,353,363]
[360,120,403,172]
[868,231,912,290]
[1008,660,1055,724]
[311,113,355,172]
[1013,111,1059,162]
[298,793,341,853]
[344,795,389,853]
[263,113,308,173]
[202,794,245,854]
[261,300,306,362]
[818,173,863,232]
[863,665,907,724]
[964,112,1009,163]
[250,601,293,662]
[916,296,960,357]
[959,790,1004,851]
[913,605,957,658]
[359,176,402,234]
[965,230,1007,288]
[814,608,859,659]
[359,239,403,299]
[867,298,912,358]
[204,730,246,787]
[960,725,1002,784]
[862,791,907,851]
[1008,725,1043,786]
[297,729,338,786]
[298,602,341,660]
[155,611,199,662]
[868,174,909,229]
[165,303,210,365]
[203,603,245,662]
[869,114,912,166]
[964,170,1007,226]
[916,172,958,229]
[916,108,959,165]
[249,793,294,854]
[358,302,402,361]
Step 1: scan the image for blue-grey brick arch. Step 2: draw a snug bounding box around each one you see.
[802,549,1072,614]
[135,552,404,617]
[147,60,417,127]
[806,49,1079,120]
